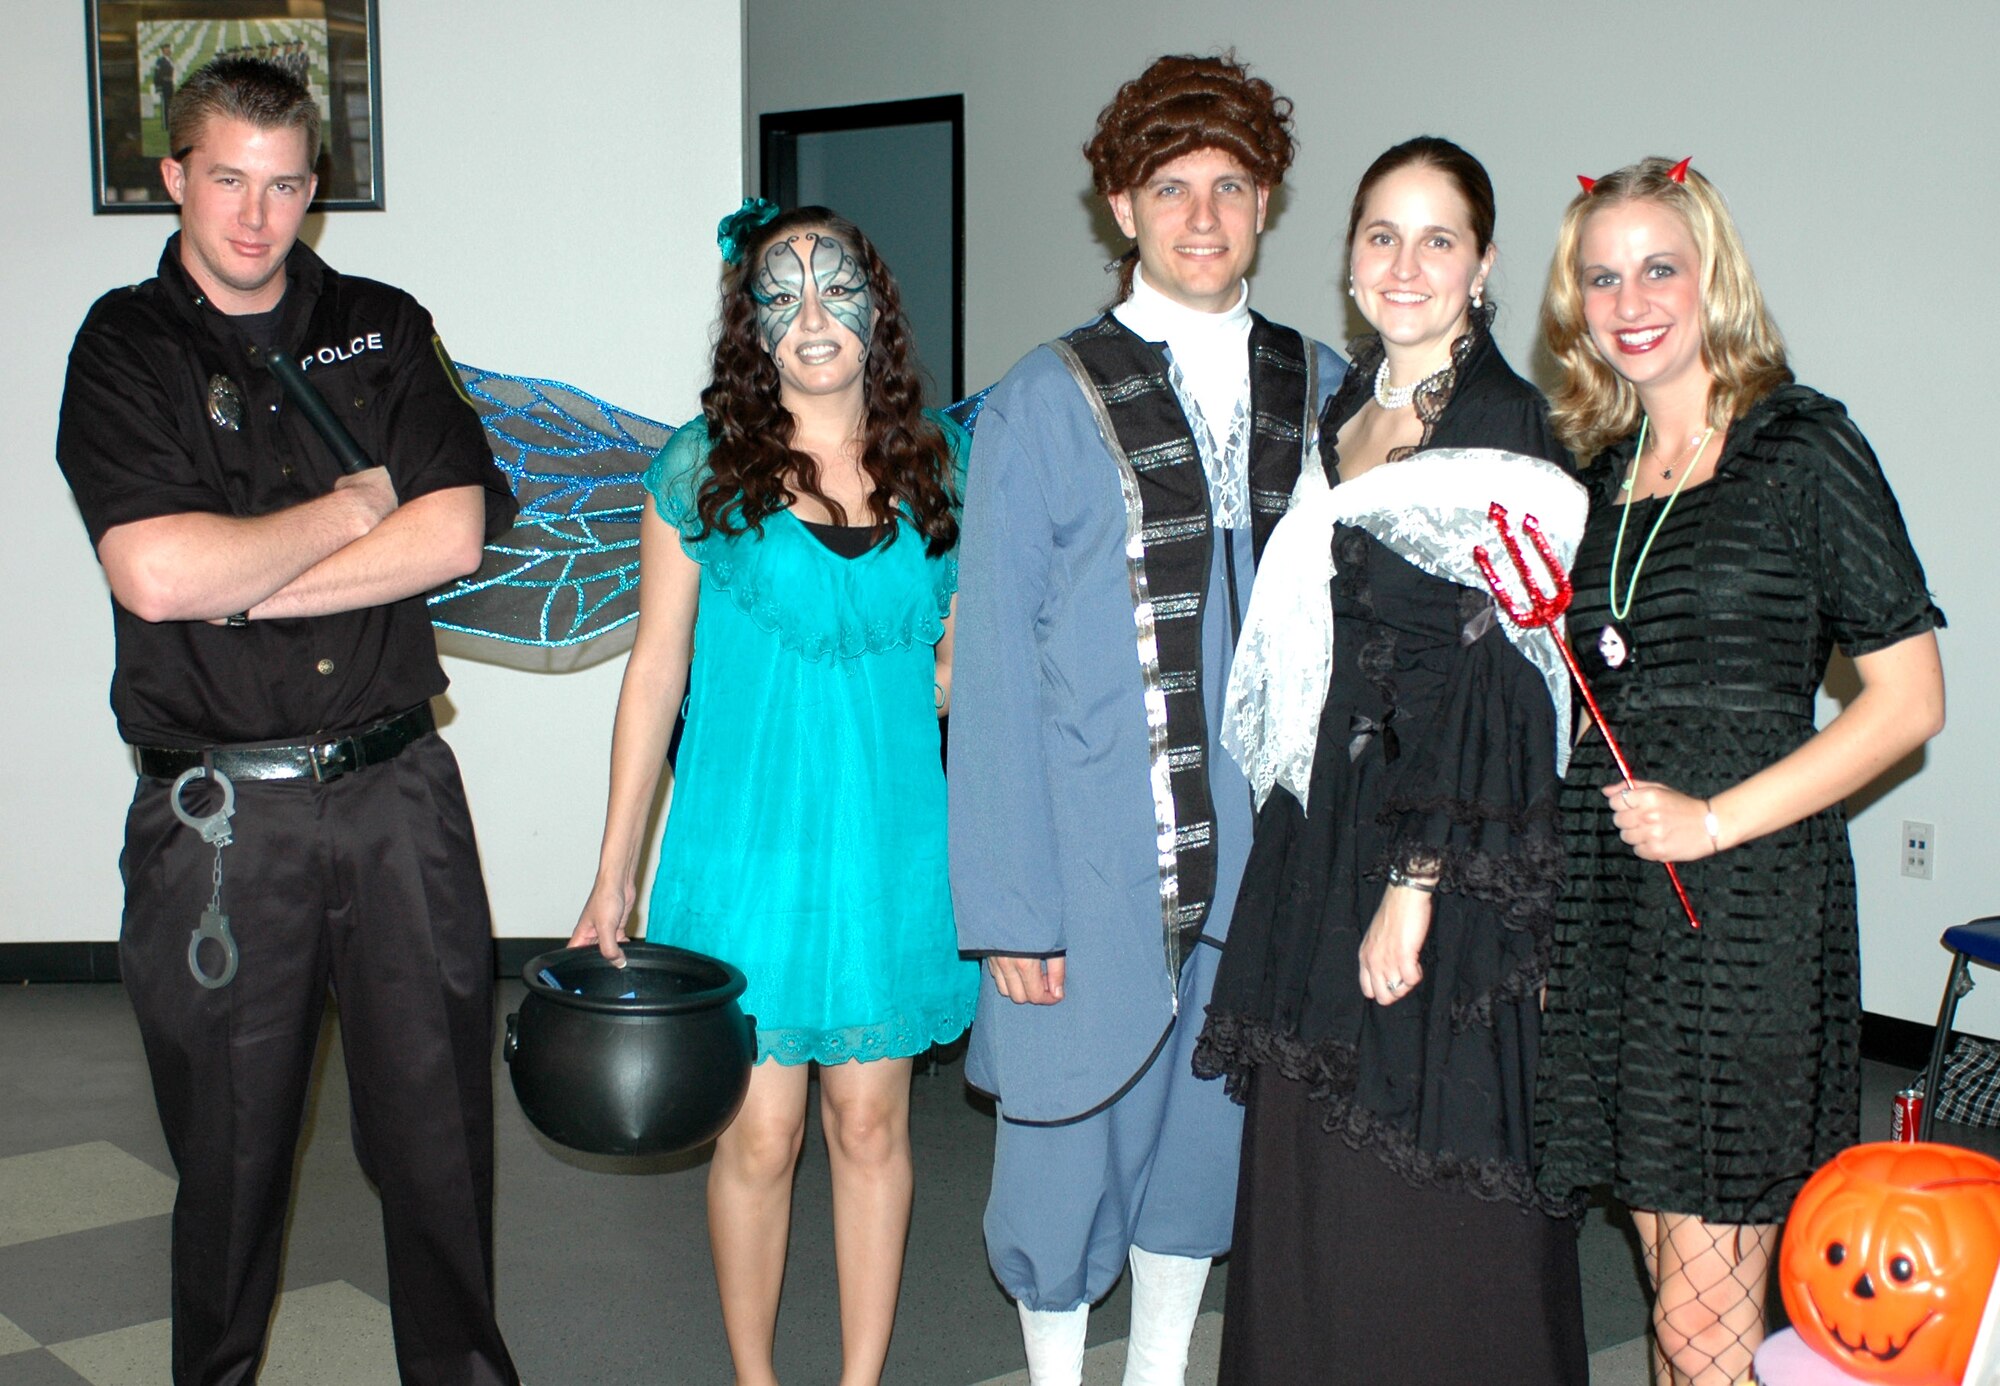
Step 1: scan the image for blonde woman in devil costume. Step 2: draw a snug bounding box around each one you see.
[1532,158,1945,1386]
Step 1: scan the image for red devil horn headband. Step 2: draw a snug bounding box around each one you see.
[1576,157,1691,195]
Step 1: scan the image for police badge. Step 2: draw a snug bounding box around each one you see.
[206,374,244,432]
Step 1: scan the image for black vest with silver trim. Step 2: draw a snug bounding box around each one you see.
[1049,311,1316,983]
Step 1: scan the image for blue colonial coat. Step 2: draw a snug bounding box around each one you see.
[950,332,1342,1124]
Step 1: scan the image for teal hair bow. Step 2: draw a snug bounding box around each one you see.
[717,197,782,265]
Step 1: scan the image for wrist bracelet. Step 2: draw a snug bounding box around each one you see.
[1702,801,1722,853]
[1386,864,1437,894]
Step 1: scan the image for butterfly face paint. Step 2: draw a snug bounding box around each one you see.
[751,232,875,356]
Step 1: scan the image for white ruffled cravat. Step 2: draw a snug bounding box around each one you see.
[1112,268,1252,433]
[1114,269,1254,527]
[1221,448,1590,812]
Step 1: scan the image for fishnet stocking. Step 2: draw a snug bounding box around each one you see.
[1632,1209,1779,1386]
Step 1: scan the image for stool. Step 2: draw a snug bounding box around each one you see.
[1917,915,2000,1142]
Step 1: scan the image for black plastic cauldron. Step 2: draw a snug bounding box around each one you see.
[505,944,756,1157]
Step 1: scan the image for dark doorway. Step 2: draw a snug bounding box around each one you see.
[761,95,965,405]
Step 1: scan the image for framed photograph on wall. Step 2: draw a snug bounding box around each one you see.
[86,0,383,213]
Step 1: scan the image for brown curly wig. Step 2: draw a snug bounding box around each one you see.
[694,206,958,555]
[1084,52,1297,297]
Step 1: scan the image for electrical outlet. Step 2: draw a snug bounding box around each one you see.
[1902,821,1935,880]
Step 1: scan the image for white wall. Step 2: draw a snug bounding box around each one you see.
[745,0,2000,1030]
[1,3,742,944]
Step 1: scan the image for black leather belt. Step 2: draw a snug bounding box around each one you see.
[132,704,435,784]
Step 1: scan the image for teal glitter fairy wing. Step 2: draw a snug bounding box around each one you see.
[942,387,989,432]
[431,365,991,672]
[427,365,669,671]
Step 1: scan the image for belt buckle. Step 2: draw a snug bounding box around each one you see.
[309,739,352,782]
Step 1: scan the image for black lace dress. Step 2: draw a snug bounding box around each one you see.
[1534,385,1945,1224]
[1195,323,1588,1386]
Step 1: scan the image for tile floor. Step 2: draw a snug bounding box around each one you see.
[0,980,1974,1384]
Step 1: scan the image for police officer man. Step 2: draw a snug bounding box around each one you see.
[55,57,519,1385]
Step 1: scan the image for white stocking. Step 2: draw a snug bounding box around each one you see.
[1018,1301,1089,1386]
[1121,1246,1210,1386]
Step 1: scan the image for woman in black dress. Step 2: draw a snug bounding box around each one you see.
[1532,158,1946,1386]
[1195,137,1589,1385]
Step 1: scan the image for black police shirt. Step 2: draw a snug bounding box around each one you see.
[56,235,518,748]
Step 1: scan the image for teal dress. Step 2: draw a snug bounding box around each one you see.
[642,415,978,1066]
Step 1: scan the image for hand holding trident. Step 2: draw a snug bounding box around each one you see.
[1473,501,1701,930]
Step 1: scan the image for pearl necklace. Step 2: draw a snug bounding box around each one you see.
[1372,358,1450,410]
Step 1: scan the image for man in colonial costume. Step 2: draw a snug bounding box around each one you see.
[948,53,1341,1386]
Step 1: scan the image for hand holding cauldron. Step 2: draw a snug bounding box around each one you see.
[505,944,757,1158]
[569,876,635,968]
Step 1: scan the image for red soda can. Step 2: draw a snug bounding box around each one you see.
[1891,1086,1924,1142]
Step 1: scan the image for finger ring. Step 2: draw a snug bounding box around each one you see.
[1387,976,1403,990]
[1620,789,1634,807]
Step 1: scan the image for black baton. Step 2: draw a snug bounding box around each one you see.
[257,346,375,475]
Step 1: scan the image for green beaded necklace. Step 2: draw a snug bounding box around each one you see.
[1607,416,1716,622]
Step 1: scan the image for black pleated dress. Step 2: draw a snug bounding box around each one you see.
[1534,384,1945,1224]
[1195,322,1589,1386]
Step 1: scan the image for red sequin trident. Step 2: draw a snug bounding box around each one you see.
[1473,502,1701,930]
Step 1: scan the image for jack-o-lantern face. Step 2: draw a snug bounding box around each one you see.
[1780,1142,2000,1386]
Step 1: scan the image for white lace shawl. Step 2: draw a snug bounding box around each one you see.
[1222,447,1589,812]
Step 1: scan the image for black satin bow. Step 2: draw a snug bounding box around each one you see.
[1348,709,1401,763]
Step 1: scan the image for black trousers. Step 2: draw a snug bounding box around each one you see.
[119,733,518,1386]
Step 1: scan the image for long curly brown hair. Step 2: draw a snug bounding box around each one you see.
[1083,52,1298,299]
[693,206,958,555]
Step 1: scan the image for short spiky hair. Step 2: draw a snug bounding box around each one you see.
[167,56,320,169]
